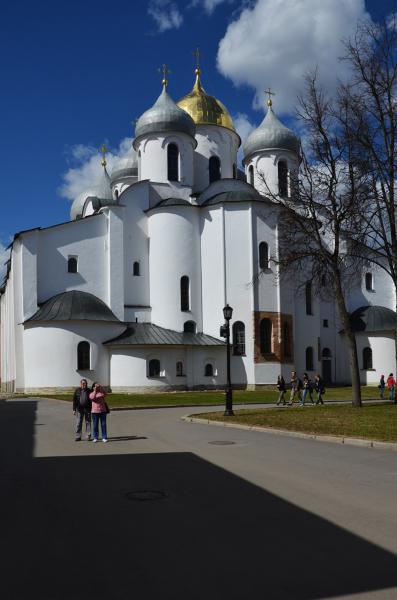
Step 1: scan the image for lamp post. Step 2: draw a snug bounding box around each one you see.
[221,304,234,416]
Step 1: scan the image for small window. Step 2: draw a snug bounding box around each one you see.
[322,347,331,358]
[133,261,140,276]
[305,281,313,315]
[323,319,329,328]
[209,156,221,184]
[365,273,373,291]
[259,242,269,270]
[176,361,184,377]
[115,189,119,199]
[204,363,214,377]
[248,164,254,185]
[283,322,292,358]
[77,341,90,370]
[233,164,237,179]
[305,347,314,371]
[183,320,196,333]
[321,274,326,287]
[167,143,179,182]
[148,359,161,377]
[278,160,288,197]
[232,321,246,356]
[260,318,272,355]
[363,347,373,370]
[68,256,78,273]
[180,276,190,311]
[138,150,141,179]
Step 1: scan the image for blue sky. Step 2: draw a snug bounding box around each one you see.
[0,0,395,269]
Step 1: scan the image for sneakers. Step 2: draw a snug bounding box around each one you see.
[92,439,98,443]
[75,437,81,442]
[102,438,108,443]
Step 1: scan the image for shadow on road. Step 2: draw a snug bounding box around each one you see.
[2,400,397,600]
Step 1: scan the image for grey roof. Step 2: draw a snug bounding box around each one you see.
[70,167,113,220]
[110,145,138,183]
[134,86,196,146]
[70,187,98,221]
[104,322,225,346]
[149,197,193,210]
[203,189,262,206]
[350,305,397,333]
[243,106,300,160]
[26,290,120,323]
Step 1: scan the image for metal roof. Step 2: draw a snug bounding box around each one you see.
[26,290,120,323]
[104,322,225,346]
[350,305,397,333]
[243,106,300,160]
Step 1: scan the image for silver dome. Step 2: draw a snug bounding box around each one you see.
[110,145,138,183]
[243,106,300,160]
[70,167,113,220]
[134,86,196,147]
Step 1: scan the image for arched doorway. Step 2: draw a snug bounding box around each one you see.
[322,348,332,383]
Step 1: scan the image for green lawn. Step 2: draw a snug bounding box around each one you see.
[12,385,384,409]
[195,402,397,442]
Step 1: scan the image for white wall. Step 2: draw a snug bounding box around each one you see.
[136,132,195,188]
[193,125,239,193]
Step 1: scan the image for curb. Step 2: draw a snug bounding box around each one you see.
[181,415,397,452]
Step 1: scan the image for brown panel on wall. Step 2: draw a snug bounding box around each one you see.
[253,311,294,363]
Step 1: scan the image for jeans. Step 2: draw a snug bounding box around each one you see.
[277,390,286,405]
[92,412,107,440]
[75,410,91,438]
[301,389,308,405]
[388,387,394,402]
[316,390,324,405]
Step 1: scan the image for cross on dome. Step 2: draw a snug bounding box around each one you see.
[99,144,109,167]
[159,64,171,88]
[264,87,276,107]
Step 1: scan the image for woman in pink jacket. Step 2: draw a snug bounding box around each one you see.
[89,382,108,442]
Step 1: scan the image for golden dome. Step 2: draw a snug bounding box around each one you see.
[177,68,235,132]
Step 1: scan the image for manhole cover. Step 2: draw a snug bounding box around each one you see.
[125,490,168,502]
[208,440,236,446]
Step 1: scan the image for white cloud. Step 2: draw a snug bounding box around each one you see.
[59,138,133,201]
[217,0,371,115]
[233,112,255,165]
[0,241,10,281]
[190,0,235,14]
[148,0,183,32]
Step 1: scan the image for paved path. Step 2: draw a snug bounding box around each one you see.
[2,398,397,600]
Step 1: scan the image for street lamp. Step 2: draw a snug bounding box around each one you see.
[220,304,234,416]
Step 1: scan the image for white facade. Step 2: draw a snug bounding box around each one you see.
[1,75,396,393]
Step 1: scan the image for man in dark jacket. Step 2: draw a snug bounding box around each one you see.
[73,379,92,441]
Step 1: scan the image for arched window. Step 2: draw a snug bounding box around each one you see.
[248,164,254,185]
[259,242,269,270]
[68,256,78,273]
[260,318,272,355]
[305,281,313,315]
[233,164,237,179]
[148,359,161,377]
[176,361,184,377]
[283,322,292,358]
[133,261,140,276]
[232,321,245,356]
[365,272,373,291]
[306,347,314,371]
[209,156,221,183]
[115,189,119,199]
[204,363,214,376]
[167,143,179,181]
[322,348,331,358]
[77,341,90,370]
[183,320,196,333]
[363,347,373,370]
[278,160,288,197]
[180,276,190,311]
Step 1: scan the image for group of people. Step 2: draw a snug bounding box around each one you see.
[73,379,109,442]
[379,373,397,402]
[276,371,325,407]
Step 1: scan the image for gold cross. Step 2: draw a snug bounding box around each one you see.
[159,64,171,87]
[264,87,275,107]
[99,143,109,167]
[193,47,201,72]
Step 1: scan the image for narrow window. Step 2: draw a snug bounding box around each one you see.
[365,273,373,291]
[68,256,78,273]
[176,361,184,377]
[204,363,214,376]
[259,242,269,270]
[322,348,331,359]
[138,150,141,179]
[248,164,254,185]
[233,164,237,179]
[283,322,292,358]
[209,156,221,184]
[183,320,196,333]
[77,341,90,370]
[305,281,313,315]
[115,189,119,199]
[278,160,288,197]
[363,347,373,370]
[180,276,189,311]
[148,359,161,377]
[260,318,272,355]
[232,321,246,356]
[323,319,329,328]
[167,143,179,182]
[133,261,140,276]
[321,274,326,287]
[305,347,314,371]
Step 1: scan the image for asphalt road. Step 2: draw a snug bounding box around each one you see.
[2,398,397,600]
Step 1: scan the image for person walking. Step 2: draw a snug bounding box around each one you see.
[276,375,286,405]
[300,373,313,406]
[386,373,396,403]
[379,374,385,399]
[73,379,92,441]
[289,371,300,405]
[314,374,325,405]
[90,382,108,443]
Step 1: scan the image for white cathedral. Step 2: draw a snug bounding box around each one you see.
[1,66,396,393]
